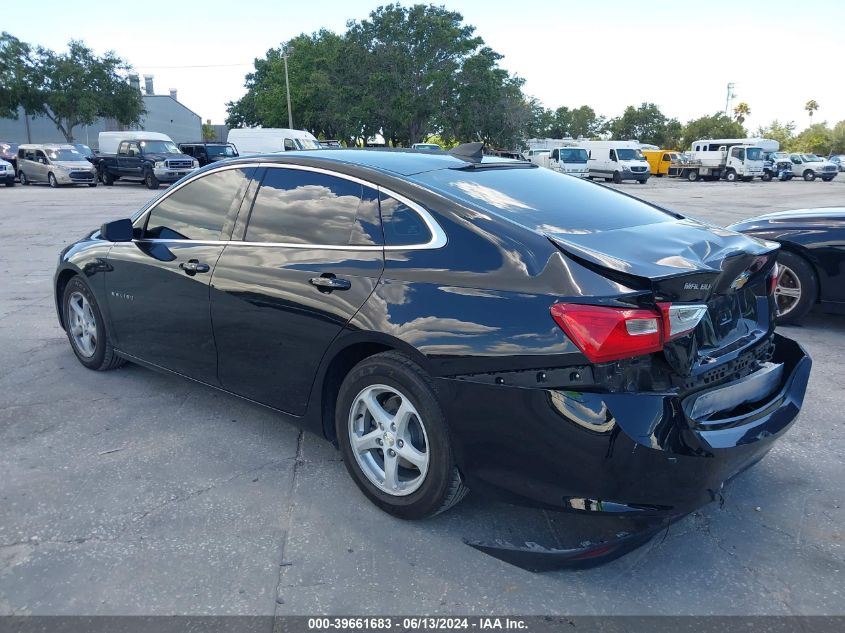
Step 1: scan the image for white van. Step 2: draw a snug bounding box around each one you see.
[530,147,590,177]
[226,128,322,155]
[579,141,650,184]
[98,131,175,155]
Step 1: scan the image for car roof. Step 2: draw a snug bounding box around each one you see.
[231,148,523,176]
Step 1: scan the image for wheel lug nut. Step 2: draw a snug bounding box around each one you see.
[388,449,396,457]
[390,423,396,431]
[397,440,404,448]
[376,438,383,446]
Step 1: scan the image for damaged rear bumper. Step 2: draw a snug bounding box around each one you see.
[439,334,810,568]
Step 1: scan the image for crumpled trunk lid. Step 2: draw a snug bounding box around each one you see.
[546,218,779,376]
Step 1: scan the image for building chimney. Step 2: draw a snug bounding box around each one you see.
[169,89,178,101]
[143,75,154,96]
[128,74,140,92]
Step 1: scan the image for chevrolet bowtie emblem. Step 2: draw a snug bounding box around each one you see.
[730,270,751,290]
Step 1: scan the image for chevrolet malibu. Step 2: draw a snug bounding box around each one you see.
[54,147,811,564]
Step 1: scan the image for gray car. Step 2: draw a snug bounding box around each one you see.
[17,144,98,187]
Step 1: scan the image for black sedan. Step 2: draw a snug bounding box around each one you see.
[54,147,811,568]
[729,208,845,324]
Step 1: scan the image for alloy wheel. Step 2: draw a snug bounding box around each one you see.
[67,291,98,357]
[774,264,802,317]
[348,384,430,496]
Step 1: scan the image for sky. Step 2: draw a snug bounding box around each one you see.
[3,0,842,132]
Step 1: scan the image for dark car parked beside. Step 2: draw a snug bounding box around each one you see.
[179,142,239,167]
[0,141,19,175]
[54,148,811,568]
[729,208,845,324]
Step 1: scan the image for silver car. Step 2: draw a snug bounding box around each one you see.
[17,144,98,187]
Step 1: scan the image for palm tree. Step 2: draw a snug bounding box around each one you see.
[805,100,819,124]
[733,102,751,125]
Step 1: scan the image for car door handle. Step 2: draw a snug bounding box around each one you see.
[179,260,210,275]
[309,275,351,291]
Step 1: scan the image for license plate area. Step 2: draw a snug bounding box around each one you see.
[683,361,784,423]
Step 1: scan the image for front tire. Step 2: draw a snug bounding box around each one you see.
[803,170,815,182]
[822,176,834,182]
[48,173,58,188]
[62,276,126,371]
[145,170,160,189]
[102,170,115,186]
[19,171,28,185]
[725,169,738,182]
[336,351,468,520]
[774,251,818,325]
[612,171,622,184]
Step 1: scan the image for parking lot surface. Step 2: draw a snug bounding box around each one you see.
[1,177,843,616]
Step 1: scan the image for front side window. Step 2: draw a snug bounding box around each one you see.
[145,167,253,240]
[616,148,644,161]
[283,138,296,151]
[139,140,179,154]
[801,154,821,162]
[245,168,381,246]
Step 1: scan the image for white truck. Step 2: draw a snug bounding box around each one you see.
[529,146,590,177]
[786,153,839,181]
[226,128,322,155]
[683,138,775,182]
[579,140,650,184]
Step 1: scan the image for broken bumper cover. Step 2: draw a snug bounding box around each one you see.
[440,333,810,515]
[443,334,810,569]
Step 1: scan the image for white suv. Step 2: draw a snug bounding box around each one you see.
[789,154,838,181]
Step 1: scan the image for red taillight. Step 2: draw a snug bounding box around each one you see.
[550,304,663,363]
[768,263,779,295]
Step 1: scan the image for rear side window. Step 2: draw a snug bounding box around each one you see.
[245,168,382,246]
[145,167,252,240]
[380,193,432,246]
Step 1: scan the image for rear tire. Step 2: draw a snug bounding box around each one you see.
[687,170,699,182]
[4,180,13,187]
[761,172,772,182]
[62,276,127,371]
[88,183,97,188]
[774,251,818,325]
[336,351,468,520]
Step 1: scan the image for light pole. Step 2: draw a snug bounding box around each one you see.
[283,52,293,129]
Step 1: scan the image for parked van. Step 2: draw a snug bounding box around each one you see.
[579,141,650,183]
[17,144,98,187]
[226,128,322,155]
[97,131,175,155]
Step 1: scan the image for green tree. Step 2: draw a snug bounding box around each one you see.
[607,102,680,147]
[733,102,750,125]
[805,99,819,124]
[830,120,845,154]
[26,40,143,141]
[680,113,746,150]
[0,32,35,119]
[792,122,832,155]
[755,120,796,149]
[202,120,216,141]
[346,3,482,146]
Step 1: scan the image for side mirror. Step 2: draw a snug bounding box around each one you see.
[101,218,134,242]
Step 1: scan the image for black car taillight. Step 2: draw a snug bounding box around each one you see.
[551,302,708,363]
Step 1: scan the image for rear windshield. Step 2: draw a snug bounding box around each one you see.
[207,145,238,157]
[416,167,675,234]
